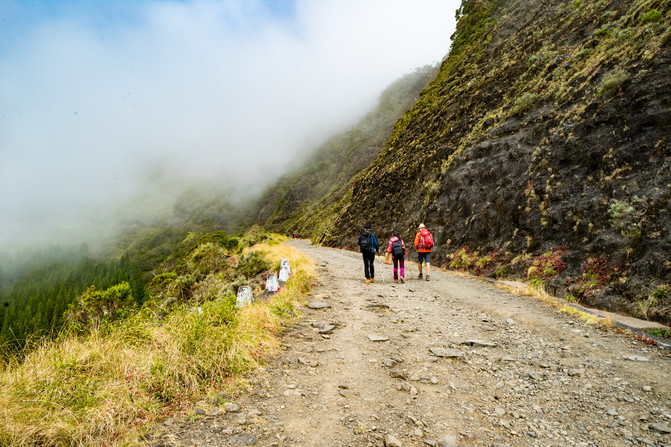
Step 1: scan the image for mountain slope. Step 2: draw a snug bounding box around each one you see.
[277,0,671,323]
[254,66,438,239]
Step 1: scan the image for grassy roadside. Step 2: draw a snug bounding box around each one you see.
[430,267,671,350]
[489,275,670,346]
[445,268,617,328]
[0,238,314,446]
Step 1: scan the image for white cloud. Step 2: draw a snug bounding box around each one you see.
[0,0,459,248]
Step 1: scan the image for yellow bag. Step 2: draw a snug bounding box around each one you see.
[384,251,392,265]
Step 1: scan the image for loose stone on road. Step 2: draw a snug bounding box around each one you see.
[149,239,671,447]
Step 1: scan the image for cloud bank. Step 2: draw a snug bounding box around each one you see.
[0,0,459,249]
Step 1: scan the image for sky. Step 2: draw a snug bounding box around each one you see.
[0,0,459,250]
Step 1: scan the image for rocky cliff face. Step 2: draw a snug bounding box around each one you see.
[313,0,670,322]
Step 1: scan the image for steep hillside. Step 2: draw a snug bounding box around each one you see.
[0,231,315,446]
[254,66,438,239]
[293,0,671,322]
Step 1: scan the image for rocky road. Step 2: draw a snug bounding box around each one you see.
[150,240,671,447]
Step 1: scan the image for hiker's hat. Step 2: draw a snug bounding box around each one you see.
[418,223,426,229]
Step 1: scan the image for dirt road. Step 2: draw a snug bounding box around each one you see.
[151,240,671,447]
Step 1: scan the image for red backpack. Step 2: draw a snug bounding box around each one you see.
[418,228,434,249]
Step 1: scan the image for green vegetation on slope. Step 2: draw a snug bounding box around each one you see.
[0,231,314,446]
[0,185,261,356]
[0,245,146,356]
[255,66,439,239]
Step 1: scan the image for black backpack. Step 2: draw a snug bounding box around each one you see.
[360,232,373,252]
[391,239,405,258]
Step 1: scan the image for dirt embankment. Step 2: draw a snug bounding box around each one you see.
[149,240,671,447]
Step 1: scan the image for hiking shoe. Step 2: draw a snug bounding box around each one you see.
[400,276,405,283]
[394,279,398,283]
[365,279,370,284]
[418,273,423,279]
[425,275,430,281]
[370,278,375,283]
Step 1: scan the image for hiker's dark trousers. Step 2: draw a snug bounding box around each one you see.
[362,251,375,279]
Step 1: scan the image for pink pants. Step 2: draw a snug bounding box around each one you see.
[393,257,405,280]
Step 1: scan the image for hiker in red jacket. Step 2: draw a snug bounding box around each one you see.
[387,231,406,283]
[414,223,433,281]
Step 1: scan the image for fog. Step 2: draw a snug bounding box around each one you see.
[0,0,459,250]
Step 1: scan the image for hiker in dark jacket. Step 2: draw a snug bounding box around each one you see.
[387,231,406,283]
[358,225,379,283]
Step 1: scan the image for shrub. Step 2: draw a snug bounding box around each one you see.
[600,11,616,21]
[447,247,479,270]
[186,242,232,279]
[576,48,593,59]
[608,199,643,241]
[148,237,237,303]
[527,50,558,68]
[567,255,623,297]
[599,69,630,97]
[511,92,540,115]
[475,255,494,274]
[641,9,663,24]
[446,247,504,277]
[493,266,507,278]
[239,227,276,247]
[608,200,634,221]
[583,256,614,284]
[636,293,660,320]
[236,250,272,279]
[594,27,611,38]
[526,246,568,282]
[197,231,239,250]
[652,285,669,300]
[616,28,635,42]
[65,282,136,332]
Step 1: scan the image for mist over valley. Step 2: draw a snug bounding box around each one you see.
[0,0,456,251]
[0,0,670,444]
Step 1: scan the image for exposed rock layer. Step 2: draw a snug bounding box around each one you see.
[262,0,671,323]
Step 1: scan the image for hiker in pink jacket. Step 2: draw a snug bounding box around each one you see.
[387,231,406,283]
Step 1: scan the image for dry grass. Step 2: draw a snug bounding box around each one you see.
[0,238,315,446]
[494,279,617,329]
[559,305,602,325]
[432,270,619,332]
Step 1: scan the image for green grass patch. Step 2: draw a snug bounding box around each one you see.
[646,328,671,339]
[511,92,540,116]
[641,9,663,24]
[599,69,630,97]
[0,235,314,446]
[594,27,611,38]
